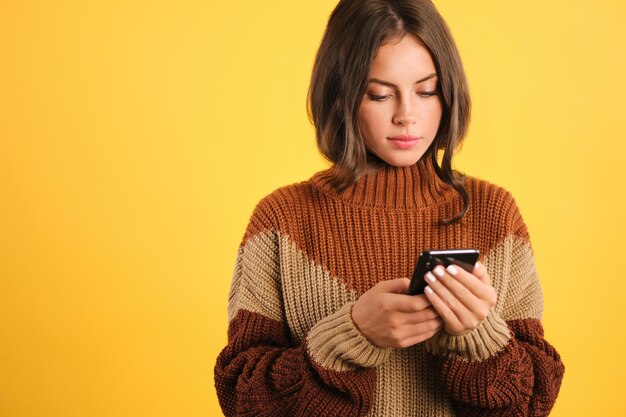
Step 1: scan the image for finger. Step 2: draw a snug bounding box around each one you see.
[445,264,497,307]
[382,293,432,313]
[473,261,491,285]
[374,277,411,294]
[399,317,443,336]
[426,270,473,319]
[399,327,441,347]
[423,281,464,331]
[397,318,444,347]
[402,306,439,324]
[432,265,486,313]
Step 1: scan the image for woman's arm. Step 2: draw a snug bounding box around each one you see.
[214,200,389,417]
[424,199,564,416]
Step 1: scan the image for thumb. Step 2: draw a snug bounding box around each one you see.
[374,277,411,294]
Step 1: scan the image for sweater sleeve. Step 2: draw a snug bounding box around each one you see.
[214,197,390,417]
[424,194,565,416]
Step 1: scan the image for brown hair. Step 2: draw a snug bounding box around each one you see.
[307,0,471,225]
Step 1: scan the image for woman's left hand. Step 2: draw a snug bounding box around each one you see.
[423,261,497,335]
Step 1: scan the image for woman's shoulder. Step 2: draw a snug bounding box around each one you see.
[463,174,528,237]
[463,174,512,199]
[239,179,313,243]
[246,174,327,227]
[463,174,519,209]
[256,175,324,209]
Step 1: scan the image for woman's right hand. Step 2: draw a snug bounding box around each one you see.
[351,278,443,348]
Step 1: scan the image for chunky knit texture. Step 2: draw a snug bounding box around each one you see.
[214,157,564,416]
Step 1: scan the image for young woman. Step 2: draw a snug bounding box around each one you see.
[214,0,564,415]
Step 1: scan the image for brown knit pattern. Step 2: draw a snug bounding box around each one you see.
[215,158,564,416]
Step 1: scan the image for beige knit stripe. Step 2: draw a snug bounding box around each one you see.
[501,236,543,320]
[228,230,362,331]
[483,234,544,321]
[230,231,385,372]
[278,234,360,343]
[367,346,455,416]
[229,231,543,324]
[226,246,244,322]
[228,230,283,323]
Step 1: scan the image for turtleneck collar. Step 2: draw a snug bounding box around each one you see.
[310,157,454,209]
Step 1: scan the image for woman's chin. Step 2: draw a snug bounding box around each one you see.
[381,153,424,167]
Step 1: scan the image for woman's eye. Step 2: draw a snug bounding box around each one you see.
[417,91,437,98]
[367,94,390,102]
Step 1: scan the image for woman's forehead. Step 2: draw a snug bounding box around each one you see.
[369,35,437,82]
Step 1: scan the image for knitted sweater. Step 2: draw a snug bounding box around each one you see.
[214,158,564,416]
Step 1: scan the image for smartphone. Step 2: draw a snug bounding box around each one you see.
[408,249,480,295]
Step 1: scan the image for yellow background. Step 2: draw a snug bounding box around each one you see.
[1,0,624,416]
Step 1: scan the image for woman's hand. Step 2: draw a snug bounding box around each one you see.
[423,262,497,335]
[351,278,443,348]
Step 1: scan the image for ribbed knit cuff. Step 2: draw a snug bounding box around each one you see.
[424,309,511,362]
[305,302,391,372]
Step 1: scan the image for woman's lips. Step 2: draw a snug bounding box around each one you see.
[387,135,422,149]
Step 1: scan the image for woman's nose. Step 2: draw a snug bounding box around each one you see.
[392,101,416,125]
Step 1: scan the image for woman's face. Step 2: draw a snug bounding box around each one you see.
[358,35,442,167]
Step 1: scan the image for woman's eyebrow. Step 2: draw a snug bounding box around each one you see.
[368,73,438,87]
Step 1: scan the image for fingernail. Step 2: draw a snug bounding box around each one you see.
[425,272,436,283]
[447,265,458,276]
[425,286,434,295]
[433,266,445,278]
[475,261,481,270]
